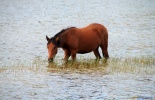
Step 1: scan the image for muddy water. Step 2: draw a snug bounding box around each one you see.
[0,0,155,99]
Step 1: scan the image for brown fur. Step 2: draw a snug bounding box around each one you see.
[46,23,109,61]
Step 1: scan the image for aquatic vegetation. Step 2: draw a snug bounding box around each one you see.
[0,57,155,74]
[1,56,154,75]
[46,56,155,74]
[108,56,155,74]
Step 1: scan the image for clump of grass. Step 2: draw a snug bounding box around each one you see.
[1,56,155,75]
[108,56,155,74]
[46,56,155,75]
[0,57,48,74]
[47,59,108,74]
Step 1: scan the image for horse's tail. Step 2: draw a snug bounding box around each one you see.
[101,25,109,58]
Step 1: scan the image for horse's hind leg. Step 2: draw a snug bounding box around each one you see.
[100,45,109,59]
[93,47,101,59]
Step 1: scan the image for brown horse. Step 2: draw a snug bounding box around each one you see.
[46,23,109,62]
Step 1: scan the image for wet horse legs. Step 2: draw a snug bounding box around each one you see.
[100,45,109,59]
[63,49,71,61]
[93,47,101,59]
[71,50,77,60]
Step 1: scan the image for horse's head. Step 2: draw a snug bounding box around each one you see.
[46,35,58,62]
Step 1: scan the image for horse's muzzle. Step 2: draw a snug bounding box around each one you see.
[48,58,53,62]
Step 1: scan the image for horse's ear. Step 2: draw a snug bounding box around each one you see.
[55,36,60,47]
[46,35,50,41]
[55,36,60,42]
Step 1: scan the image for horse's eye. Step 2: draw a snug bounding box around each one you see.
[53,46,56,50]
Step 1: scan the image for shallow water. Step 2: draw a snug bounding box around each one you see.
[0,0,155,99]
[0,58,155,100]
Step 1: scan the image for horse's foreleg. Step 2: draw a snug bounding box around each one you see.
[64,51,71,60]
[63,49,71,61]
[93,47,101,59]
[71,50,77,61]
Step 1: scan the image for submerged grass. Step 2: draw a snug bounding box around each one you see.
[1,56,155,75]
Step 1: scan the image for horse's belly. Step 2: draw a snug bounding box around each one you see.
[77,50,92,54]
[77,45,97,54]
[77,38,100,54]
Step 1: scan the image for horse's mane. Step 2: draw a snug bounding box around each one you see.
[54,27,75,38]
[47,27,75,46]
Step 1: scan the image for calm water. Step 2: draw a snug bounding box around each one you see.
[0,0,155,99]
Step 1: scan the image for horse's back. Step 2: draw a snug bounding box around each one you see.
[71,23,108,53]
[76,23,108,40]
[82,23,107,32]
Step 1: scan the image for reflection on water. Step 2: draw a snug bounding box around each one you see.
[0,0,155,99]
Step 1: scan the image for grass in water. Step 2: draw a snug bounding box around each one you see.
[46,56,155,74]
[107,56,155,74]
[1,56,155,75]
